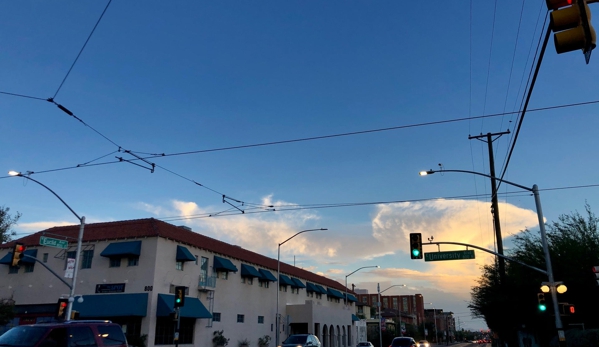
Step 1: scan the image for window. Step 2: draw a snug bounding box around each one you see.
[43,253,48,263]
[81,250,93,269]
[316,293,322,299]
[279,285,287,292]
[8,266,18,274]
[128,257,139,267]
[237,314,244,323]
[241,277,246,284]
[357,306,364,314]
[195,255,198,265]
[218,271,228,280]
[259,281,269,288]
[258,316,264,324]
[110,258,121,268]
[200,257,208,284]
[175,261,184,271]
[24,263,34,273]
[307,291,313,297]
[362,296,368,303]
[96,325,126,346]
[69,326,98,347]
[212,312,221,322]
[291,287,298,294]
[154,317,194,345]
[247,277,253,285]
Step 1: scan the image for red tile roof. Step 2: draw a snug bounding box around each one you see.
[1,218,348,292]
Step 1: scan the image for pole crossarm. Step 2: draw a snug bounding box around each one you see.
[22,254,72,289]
[424,241,547,275]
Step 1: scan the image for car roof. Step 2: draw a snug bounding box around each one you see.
[21,320,115,328]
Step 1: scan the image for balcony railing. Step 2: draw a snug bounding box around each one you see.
[198,275,217,291]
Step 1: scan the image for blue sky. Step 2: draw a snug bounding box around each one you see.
[2,1,599,331]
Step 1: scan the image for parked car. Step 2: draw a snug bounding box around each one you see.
[418,340,430,347]
[280,334,321,347]
[357,342,375,347]
[0,320,127,347]
[390,337,418,347]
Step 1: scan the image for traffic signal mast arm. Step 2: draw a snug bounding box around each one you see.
[20,254,73,289]
[423,241,548,276]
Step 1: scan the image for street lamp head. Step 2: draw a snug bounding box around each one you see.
[8,171,21,176]
[419,170,435,176]
[376,265,380,268]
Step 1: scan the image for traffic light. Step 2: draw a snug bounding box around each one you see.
[409,233,423,259]
[174,286,185,308]
[546,0,596,60]
[593,266,599,285]
[11,243,25,267]
[56,298,69,320]
[560,303,575,314]
[537,293,547,312]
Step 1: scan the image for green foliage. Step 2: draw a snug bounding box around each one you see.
[127,334,147,347]
[469,204,599,346]
[213,330,230,347]
[257,335,271,347]
[0,206,21,244]
[0,299,15,326]
[238,338,250,347]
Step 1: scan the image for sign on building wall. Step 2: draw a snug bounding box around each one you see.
[95,283,126,293]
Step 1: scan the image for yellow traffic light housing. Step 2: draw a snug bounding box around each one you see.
[547,0,596,61]
[11,243,25,267]
[174,286,186,308]
[56,298,69,320]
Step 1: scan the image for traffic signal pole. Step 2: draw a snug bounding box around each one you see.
[174,307,181,347]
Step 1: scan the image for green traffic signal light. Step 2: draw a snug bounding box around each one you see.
[412,249,420,257]
[539,304,547,311]
[176,298,181,303]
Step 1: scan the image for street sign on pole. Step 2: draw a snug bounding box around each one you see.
[65,258,75,278]
[40,236,68,249]
[424,250,475,262]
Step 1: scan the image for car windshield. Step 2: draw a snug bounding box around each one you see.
[284,336,308,344]
[392,338,413,346]
[0,326,48,347]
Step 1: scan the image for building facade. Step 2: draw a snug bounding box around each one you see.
[0,219,361,347]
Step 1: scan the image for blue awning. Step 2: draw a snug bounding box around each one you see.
[327,288,344,299]
[100,241,141,258]
[176,246,196,262]
[213,256,238,272]
[291,278,306,288]
[156,294,212,319]
[352,314,360,322]
[306,282,319,292]
[314,284,328,294]
[241,264,262,278]
[73,293,148,317]
[345,293,358,303]
[259,269,277,282]
[0,249,37,265]
[279,274,295,286]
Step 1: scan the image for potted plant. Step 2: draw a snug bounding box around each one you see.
[238,338,250,347]
[258,335,271,347]
[213,330,229,347]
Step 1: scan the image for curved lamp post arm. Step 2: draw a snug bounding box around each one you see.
[279,228,327,247]
[344,265,379,305]
[8,172,82,222]
[419,169,532,192]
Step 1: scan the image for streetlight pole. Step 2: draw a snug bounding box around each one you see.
[276,228,327,346]
[424,303,437,344]
[378,284,406,347]
[345,265,379,307]
[8,171,85,321]
[420,169,565,345]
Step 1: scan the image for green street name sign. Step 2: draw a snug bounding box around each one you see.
[424,250,475,262]
[39,236,68,249]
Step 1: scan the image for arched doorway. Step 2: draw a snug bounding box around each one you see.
[329,325,334,347]
[322,324,328,347]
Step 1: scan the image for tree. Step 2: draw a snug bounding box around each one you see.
[469,204,599,346]
[0,298,15,326]
[0,206,21,244]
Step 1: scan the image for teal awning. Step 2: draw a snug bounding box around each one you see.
[0,249,37,265]
[314,284,327,294]
[352,314,360,322]
[213,256,238,272]
[345,293,358,303]
[73,293,148,317]
[306,282,319,292]
[176,246,196,262]
[259,269,277,282]
[100,241,141,258]
[291,278,306,288]
[279,274,295,286]
[241,264,262,278]
[156,294,212,319]
[327,288,344,299]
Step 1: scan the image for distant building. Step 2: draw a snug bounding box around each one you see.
[0,218,362,347]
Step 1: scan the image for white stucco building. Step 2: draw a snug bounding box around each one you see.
[0,218,360,347]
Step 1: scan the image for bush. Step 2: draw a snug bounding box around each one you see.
[213,330,229,347]
[258,335,271,347]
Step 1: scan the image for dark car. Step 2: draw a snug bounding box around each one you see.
[280,334,321,347]
[0,320,127,347]
[390,337,418,347]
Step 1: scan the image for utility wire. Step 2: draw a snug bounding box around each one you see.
[0,91,46,101]
[53,0,113,99]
